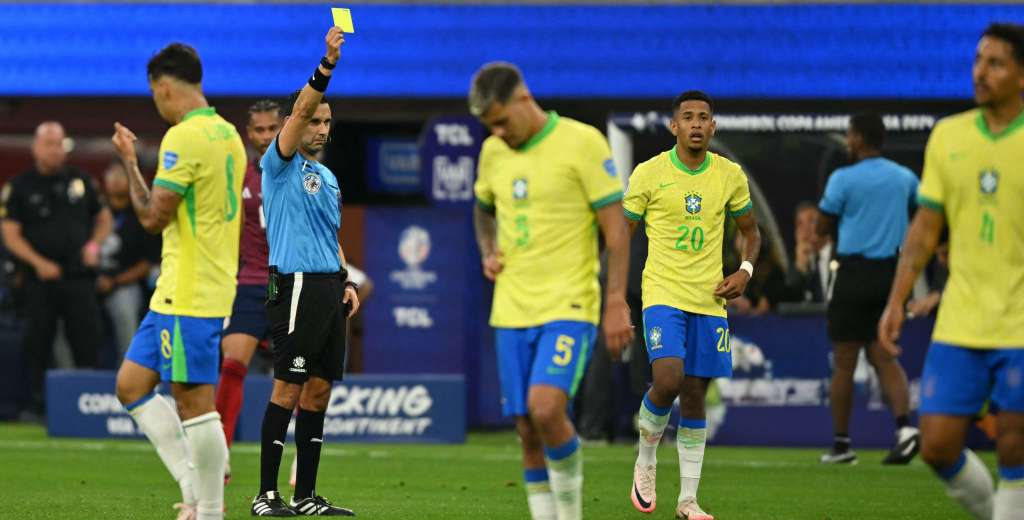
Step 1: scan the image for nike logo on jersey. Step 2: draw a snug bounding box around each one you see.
[659,182,678,189]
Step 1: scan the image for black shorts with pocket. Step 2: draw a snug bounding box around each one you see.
[827,255,897,343]
[266,271,348,384]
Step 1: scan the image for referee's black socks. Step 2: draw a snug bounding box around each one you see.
[295,408,327,499]
[260,402,293,495]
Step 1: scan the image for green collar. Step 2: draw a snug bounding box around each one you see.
[670,146,711,175]
[518,111,559,152]
[182,106,216,122]
[975,107,1024,141]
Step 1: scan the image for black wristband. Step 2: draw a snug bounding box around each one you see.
[345,280,358,291]
[308,66,330,92]
[320,56,336,70]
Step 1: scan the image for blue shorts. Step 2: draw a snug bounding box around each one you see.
[919,342,1024,415]
[223,284,269,340]
[125,311,224,384]
[642,305,732,379]
[495,321,597,417]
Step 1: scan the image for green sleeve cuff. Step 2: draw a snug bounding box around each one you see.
[154,178,189,196]
[590,191,624,210]
[476,199,496,214]
[729,201,753,217]
[623,208,643,221]
[917,195,944,212]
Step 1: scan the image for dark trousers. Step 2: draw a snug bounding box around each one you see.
[21,277,101,413]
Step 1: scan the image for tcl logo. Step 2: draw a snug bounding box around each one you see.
[394,306,433,328]
[434,124,474,146]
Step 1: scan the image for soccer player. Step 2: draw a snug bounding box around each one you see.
[111,43,245,520]
[815,113,920,465]
[878,23,1024,520]
[251,27,359,517]
[470,62,634,520]
[623,91,761,520]
[215,99,281,482]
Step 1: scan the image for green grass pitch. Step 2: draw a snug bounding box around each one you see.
[3,424,980,519]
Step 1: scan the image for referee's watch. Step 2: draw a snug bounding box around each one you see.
[345,280,359,291]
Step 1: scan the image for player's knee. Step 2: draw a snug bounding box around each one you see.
[920,439,961,469]
[115,372,146,405]
[651,371,684,403]
[527,399,565,431]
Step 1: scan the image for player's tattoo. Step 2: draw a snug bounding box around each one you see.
[123,158,153,215]
[473,205,498,256]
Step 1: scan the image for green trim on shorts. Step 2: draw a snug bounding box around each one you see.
[171,317,189,382]
[568,330,592,399]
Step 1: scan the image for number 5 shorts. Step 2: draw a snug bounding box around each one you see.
[495,321,597,417]
[642,305,732,379]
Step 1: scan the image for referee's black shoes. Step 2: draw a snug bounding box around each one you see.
[290,495,356,516]
[882,426,921,465]
[252,491,297,517]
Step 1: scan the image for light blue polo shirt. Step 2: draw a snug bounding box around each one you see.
[818,157,918,259]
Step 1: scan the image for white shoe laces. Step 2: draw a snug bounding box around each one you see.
[635,464,656,497]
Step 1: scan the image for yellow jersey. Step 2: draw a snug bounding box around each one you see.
[917,108,1024,348]
[623,148,752,317]
[474,112,623,328]
[151,107,246,318]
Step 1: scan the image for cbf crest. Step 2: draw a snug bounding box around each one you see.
[685,192,702,214]
[512,178,528,200]
[648,326,663,350]
[979,169,998,195]
[303,173,322,194]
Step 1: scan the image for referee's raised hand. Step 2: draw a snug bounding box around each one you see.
[325,26,344,65]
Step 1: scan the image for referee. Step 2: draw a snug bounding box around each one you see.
[251,27,359,517]
[816,113,920,465]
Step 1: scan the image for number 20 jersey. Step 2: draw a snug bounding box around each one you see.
[623,148,752,318]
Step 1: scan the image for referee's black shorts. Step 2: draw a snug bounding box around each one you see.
[827,255,897,343]
[266,271,348,384]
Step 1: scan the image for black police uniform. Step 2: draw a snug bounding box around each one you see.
[1,165,104,413]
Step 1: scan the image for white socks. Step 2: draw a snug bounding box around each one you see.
[126,393,196,505]
[544,437,583,520]
[524,468,556,520]
[677,418,707,503]
[937,450,994,520]
[994,466,1024,520]
[637,394,671,467]
[182,411,228,520]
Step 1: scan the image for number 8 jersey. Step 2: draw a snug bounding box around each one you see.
[623,147,752,317]
[151,106,246,318]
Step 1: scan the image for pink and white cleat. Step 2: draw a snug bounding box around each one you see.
[173,502,196,520]
[676,498,713,520]
[630,462,657,513]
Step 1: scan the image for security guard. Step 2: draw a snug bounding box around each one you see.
[0,121,111,417]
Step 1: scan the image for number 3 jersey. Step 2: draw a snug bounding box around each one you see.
[474,112,624,328]
[917,109,1024,348]
[151,107,246,318]
[623,147,752,318]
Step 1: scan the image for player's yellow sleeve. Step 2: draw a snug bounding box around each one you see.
[917,124,946,212]
[727,167,754,217]
[474,140,496,213]
[622,166,649,222]
[153,126,196,196]
[577,129,623,210]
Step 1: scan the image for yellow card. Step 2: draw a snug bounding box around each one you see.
[332,7,354,33]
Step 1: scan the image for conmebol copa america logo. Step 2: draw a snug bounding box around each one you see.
[390,225,438,290]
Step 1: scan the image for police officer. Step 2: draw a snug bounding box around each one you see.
[0,121,112,417]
